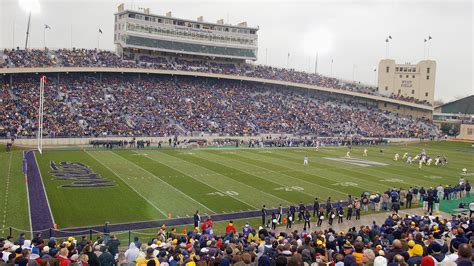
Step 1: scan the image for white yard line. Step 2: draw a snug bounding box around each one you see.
[1,153,12,232]
[124,151,215,214]
[85,151,168,217]
[143,153,260,209]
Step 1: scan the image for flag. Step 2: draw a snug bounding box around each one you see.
[428,36,432,40]
[287,52,290,58]
[373,69,376,72]
[331,59,334,63]
[45,24,51,30]
[385,38,389,43]
[388,35,392,39]
[424,39,427,42]
[99,29,103,34]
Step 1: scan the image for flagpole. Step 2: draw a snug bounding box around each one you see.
[70,24,73,48]
[97,30,100,49]
[265,48,268,65]
[423,41,426,59]
[330,59,333,76]
[314,51,318,74]
[43,26,45,49]
[286,52,290,69]
[12,19,15,48]
[374,69,377,86]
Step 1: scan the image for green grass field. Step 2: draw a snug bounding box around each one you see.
[1,141,473,231]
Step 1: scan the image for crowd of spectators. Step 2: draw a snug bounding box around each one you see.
[0,48,432,106]
[0,196,472,266]
[0,73,437,139]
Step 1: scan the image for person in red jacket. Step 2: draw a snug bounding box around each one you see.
[57,248,70,266]
[225,220,236,234]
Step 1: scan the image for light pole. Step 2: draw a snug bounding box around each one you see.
[19,0,41,49]
[24,11,31,49]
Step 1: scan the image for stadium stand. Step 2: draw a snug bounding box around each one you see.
[0,48,432,106]
[0,73,437,139]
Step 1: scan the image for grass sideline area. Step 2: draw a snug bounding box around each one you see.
[1,141,472,233]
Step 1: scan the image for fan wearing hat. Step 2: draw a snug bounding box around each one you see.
[342,242,356,265]
[407,244,423,266]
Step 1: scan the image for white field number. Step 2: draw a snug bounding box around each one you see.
[274,186,304,191]
[206,191,239,196]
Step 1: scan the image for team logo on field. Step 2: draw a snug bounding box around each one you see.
[49,161,115,188]
[324,157,388,167]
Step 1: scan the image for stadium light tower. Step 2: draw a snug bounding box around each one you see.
[19,0,41,49]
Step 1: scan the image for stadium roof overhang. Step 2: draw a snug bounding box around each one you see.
[0,67,434,112]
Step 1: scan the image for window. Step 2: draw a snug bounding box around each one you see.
[406,75,409,78]
[386,66,390,73]
[425,92,428,97]
[427,76,430,80]
[427,67,430,74]
[468,128,473,135]
[397,105,400,110]
[395,67,399,71]
[398,89,401,94]
[412,90,415,94]
[400,75,402,78]
[412,75,415,78]
[385,86,388,91]
[384,103,387,107]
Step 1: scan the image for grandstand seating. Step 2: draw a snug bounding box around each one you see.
[1,73,436,138]
[0,48,432,106]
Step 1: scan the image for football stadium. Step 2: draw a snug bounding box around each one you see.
[0,0,473,265]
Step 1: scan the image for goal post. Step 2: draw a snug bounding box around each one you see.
[37,76,46,154]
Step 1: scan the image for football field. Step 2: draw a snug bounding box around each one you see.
[1,141,473,231]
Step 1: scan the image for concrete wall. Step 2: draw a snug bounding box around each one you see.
[457,124,474,141]
[378,59,436,104]
[0,135,421,148]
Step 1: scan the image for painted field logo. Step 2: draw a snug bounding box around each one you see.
[49,161,115,188]
[324,157,388,167]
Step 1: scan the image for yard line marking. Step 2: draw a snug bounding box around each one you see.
[196,153,318,200]
[143,152,259,210]
[234,151,348,197]
[86,151,168,217]
[1,153,12,232]
[191,155,293,205]
[124,151,215,214]
[162,152,292,208]
[257,150,396,190]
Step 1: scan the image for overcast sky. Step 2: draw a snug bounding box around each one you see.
[1,0,472,102]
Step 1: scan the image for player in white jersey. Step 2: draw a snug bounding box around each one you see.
[346,150,351,158]
[418,157,424,169]
[434,155,440,166]
[426,157,433,166]
[394,153,399,161]
[407,155,413,164]
[413,154,420,161]
[315,141,320,151]
[363,149,368,157]
[304,156,309,166]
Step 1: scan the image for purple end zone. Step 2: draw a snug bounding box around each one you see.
[25,150,55,231]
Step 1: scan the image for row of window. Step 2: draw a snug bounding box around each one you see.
[395,66,416,72]
[118,13,256,35]
[125,35,257,58]
[385,67,431,75]
[122,23,256,46]
[383,86,429,97]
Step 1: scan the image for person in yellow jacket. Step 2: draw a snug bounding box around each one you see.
[135,247,159,266]
[352,242,364,265]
